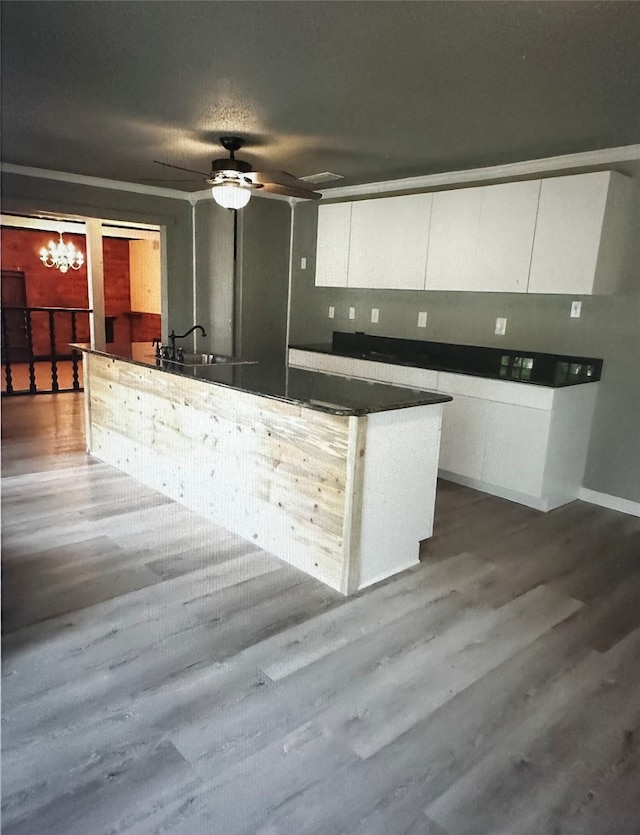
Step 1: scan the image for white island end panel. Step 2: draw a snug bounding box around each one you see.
[357,403,444,590]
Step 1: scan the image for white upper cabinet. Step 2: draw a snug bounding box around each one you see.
[347,193,433,289]
[314,170,631,294]
[315,202,352,287]
[474,180,541,293]
[527,171,631,295]
[426,180,540,293]
[425,186,483,291]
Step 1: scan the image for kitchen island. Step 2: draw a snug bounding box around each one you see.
[74,343,451,594]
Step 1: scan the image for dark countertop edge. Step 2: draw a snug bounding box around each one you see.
[289,343,600,388]
[71,344,451,416]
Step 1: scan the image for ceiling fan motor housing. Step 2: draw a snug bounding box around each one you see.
[207,136,255,187]
[210,157,252,175]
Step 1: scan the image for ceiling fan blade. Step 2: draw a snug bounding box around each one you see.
[139,178,202,182]
[251,170,322,200]
[258,181,322,201]
[153,160,208,176]
[253,170,310,187]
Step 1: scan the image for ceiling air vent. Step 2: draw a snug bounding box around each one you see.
[299,172,344,184]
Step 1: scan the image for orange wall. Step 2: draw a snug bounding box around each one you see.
[1,227,160,354]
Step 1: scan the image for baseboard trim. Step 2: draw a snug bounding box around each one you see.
[578,488,640,518]
[438,470,551,512]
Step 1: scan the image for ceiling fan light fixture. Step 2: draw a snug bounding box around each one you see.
[210,170,253,209]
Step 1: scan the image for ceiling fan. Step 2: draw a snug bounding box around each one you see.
[150,136,322,208]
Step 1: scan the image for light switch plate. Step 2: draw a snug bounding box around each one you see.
[349,307,356,320]
[371,308,379,324]
[328,306,335,319]
[300,257,307,270]
[418,311,427,328]
[570,301,582,318]
[495,317,507,336]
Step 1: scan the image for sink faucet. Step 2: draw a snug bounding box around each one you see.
[167,324,207,360]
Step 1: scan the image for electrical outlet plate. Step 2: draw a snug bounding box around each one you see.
[418,311,427,328]
[348,307,356,320]
[570,301,582,318]
[371,308,379,324]
[495,317,507,336]
[328,306,335,319]
[300,257,307,270]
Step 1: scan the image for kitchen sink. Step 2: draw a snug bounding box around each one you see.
[147,352,257,367]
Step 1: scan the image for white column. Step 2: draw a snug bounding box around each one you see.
[85,218,105,346]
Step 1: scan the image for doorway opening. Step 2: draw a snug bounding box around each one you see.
[1,215,162,396]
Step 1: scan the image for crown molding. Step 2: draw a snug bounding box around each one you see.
[0,163,191,200]
[3,144,639,206]
[0,163,298,206]
[319,144,640,200]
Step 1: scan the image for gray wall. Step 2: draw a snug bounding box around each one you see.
[1,172,194,340]
[235,198,291,364]
[194,197,292,362]
[289,171,640,504]
[194,200,235,356]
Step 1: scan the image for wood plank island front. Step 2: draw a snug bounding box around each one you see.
[75,344,451,595]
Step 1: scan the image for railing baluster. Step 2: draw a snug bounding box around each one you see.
[25,309,37,393]
[49,310,59,392]
[70,311,80,391]
[1,305,92,396]
[1,309,14,395]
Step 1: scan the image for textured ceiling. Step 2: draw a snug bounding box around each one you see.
[2,1,640,193]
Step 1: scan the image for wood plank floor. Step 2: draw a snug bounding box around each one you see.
[2,393,639,835]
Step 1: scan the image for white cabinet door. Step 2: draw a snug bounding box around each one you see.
[348,358,438,389]
[527,172,611,295]
[425,187,483,291]
[288,350,439,390]
[288,349,355,376]
[481,402,551,497]
[438,393,489,480]
[474,180,540,293]
[315,203,352,287]
[426,181,540,293]
[347,193,432,289]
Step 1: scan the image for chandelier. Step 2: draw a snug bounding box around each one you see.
[39,232,85,273]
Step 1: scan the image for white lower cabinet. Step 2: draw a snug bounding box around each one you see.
[439,394,488,480]
[288,349,438,390]
[480,402,550,498]
[288,348,598,511]
[288,348,355,376]
[433,372,597,511]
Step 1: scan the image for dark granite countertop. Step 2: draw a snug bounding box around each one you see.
[290,332,603,388]
[71,342,451,416]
